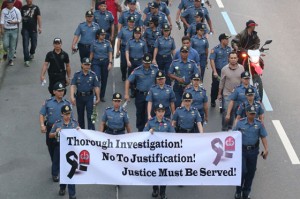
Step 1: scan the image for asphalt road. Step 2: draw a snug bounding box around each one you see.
[0,0,300,198]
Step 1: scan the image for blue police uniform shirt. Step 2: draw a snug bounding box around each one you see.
[74,22,100,45]
[117,27,134,46]
[143,117,175,132]
[173,47,200,66]
[168,59,199,85]
[146,84,176,108]
[128,64,159,92]
[181,6,210,25]
[50,119,79,142]
[191,34,209,55]
[187,22,209,36]
[40,97,72,125]
[228,84,261,106]
[93,10,114,32]
[154,36,176,56]
[118,10,143,27]
[71,70,100,92]
[236,101,264,118]
[178,0,194,10]
[172,106,202,129]
[125,38,148,59]
[90,39,113,59]
[185,86,208,113]
[234,118,267,145]
[102,107,129,129]
[209,45,232,70]
[143,2,170,16]
[144,12,168,28]
[143,27,162,47]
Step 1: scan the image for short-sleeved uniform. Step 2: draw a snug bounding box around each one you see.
[229,84,261,108]
[126,38,148,75]
[118,10,143,28]
[172,106,202,133]
[102,107,129,134]
[191,34,209,78]
[185,86,207,120]
[143,26,161,55]
[143,117,175,132]
[93,10,114,39]
[173,47,200,67]
[187,22,208,37]
[143,2,170,16]
[181,5,210,25]
[144,12,168,28]
[236,101,264,118]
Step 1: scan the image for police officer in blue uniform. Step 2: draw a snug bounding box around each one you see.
[180,0,213,34]
[90,29,113,102]
[99,92,132,134]
[143,103,175,199]
[125,53,159,131]
[168,46,199,108]
[187,11,208,38]
[233,105,268,199]
[143,0,170,20]
[116,16,135,81]
[185,73,208,124]
[143,1,170,29]
[153,24,176,85]
[191,23,209,79]
[39,82,72,182]
[226,71,261,122]
[70,58,100,130]
[72,10,100,60]
[93,1,115,41]
[210,33,232,107]
[176,0,195,35]
[49,105,79,199]
[118,0,143,31]
[234,87,264,126]
[146,70,176,119]
[172,92,204,133]
[143,16,161,56]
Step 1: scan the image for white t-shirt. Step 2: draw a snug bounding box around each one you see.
[0,7,22,29]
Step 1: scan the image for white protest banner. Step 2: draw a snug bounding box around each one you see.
[60,129,241,185]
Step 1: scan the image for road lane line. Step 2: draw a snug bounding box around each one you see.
[262,89,273,111]
[272,120,300,165]
[216,0,224,8]
[112,38,120,93]
[221,11,237,35]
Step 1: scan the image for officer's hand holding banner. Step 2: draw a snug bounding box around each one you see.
[60,129,241,185]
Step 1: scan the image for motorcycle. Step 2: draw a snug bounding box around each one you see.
[236,40,272,100]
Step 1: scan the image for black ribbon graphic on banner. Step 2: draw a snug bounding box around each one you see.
[66,151,88,179]
[211,138,224,166]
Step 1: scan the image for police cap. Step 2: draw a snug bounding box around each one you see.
[143,53,152,63]
[218,33,231,42]
[61,105,72,114]
[191,73,202,80]
[196,23,206,30]
[241,71,251,79]
[162,23,170,31]
[150,2,159,8]
[149,16,159,23]
[194,11,204,18]
[156,70,166,79]
[97,29,106,35]
[182,92,193,100]
[112,92,122,101]
[245,88,255,96]
[53,38,62,44]
[53,82,65,91]
[127,16,135,22]
[81,57,91,65]
[134,27,142,33]
[155,103,165,111]
[127,0,137,4]
[85,10,94,17]
[246,105,256,114]
[180,46,189,52]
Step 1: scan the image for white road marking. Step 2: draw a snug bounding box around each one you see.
[272,120,300,165]
[112,38,120,93]
[216,0,224,8]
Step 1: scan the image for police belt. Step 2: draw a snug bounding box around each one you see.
[79,43,91,48]
[178,127,195,133]
[130,57,142,61]
[98,58,108,61]
[106,127,125,133]
[158,54,171,58]
[136,89,148,95]
[242,141,259,150]
[76,91,93,97]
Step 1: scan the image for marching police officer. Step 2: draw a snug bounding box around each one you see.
[99,92,132,134]
[191,23,209,79]
[168,46,199,108]
[125,53,159,131]
[185,73,208,125]
[49,105,79,199]
[146,70,176,119]
[175,0,196,35]
[70,58,100,130]
[39,82,72,182]
[118,0,143,31]
[90,29,113,102]
[172,92,204,133]
[116,16,135,81]
[143,2,168,28]
[143,0,172,27]
[143,16,161,56]
[210,33,232,107]
[152,24,176,85]
[187,11,208,38]
[93,1,115,41]
[40,38,71,96]
[233,105,268,199]
[143,103,175,199]
[72,10,100,60]
[234,87,264,127]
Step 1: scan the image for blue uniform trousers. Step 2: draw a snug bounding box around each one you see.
[78,43,91,60]
[92,58,109,99]
[135,92,148,131]
[76,95,95,130]
[236,147,259,197]
[156,54,172,85]
[46,124,56,176]
[120,45,127,79]
[128,58,143,94]
[52,143,60,177]
[210,68,221,103]
[173,84,185,108]
[199,54,207,80]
